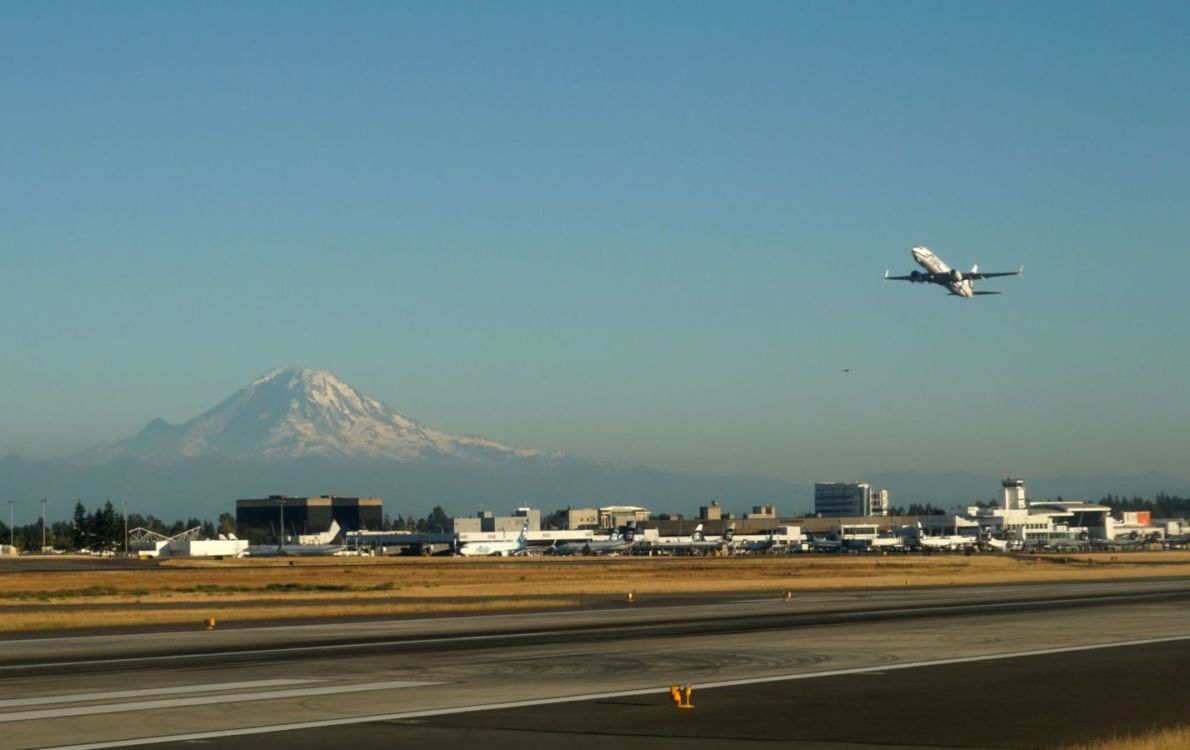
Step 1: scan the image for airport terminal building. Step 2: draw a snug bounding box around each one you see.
[814,482,889,516]
[236,495,383,544]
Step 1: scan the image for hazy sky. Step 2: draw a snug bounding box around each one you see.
[3,1,1189,482]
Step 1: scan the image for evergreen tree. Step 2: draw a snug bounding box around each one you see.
[99,501,119,549]
[72,501,89,550]
[426,506,450,533]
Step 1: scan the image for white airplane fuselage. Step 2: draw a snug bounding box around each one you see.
[912,246,974,299]
[456,540,520,557]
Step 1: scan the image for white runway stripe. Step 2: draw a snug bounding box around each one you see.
[0,680,437,724]
[0,679,321,708]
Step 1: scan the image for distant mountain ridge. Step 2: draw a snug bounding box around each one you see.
[76,368,545,465]
[2,368,1185,521]
[0,453,810,522]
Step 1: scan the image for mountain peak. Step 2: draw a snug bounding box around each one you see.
[251,366,338,386]
[77,368,545,465]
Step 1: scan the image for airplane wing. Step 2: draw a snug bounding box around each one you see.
[962,266,1023,281]
[884,273,917,281]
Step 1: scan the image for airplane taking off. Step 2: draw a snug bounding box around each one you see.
[885,245,1022,298]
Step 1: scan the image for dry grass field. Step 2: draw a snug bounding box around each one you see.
[1,550,1187,633]
[1059,725,1190,750]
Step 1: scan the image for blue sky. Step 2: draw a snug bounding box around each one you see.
[3,1,1189,482]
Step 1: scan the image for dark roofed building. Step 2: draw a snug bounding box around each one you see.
[235,495,383,544]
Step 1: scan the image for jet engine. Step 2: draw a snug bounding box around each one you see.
[950,269,963,282]
[910,270,924,282]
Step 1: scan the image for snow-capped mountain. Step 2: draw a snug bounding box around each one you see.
[77,368,546,465]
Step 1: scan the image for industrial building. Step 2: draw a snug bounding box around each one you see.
[235,495,383,543]
[451,507,541,534]
[128,526,248,558]
[700,501,723,520]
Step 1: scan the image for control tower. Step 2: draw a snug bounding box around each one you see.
[1000,478,1028,510]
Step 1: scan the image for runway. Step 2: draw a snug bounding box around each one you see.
[2,579,1187,749]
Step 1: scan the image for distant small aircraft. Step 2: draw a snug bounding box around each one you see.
[885,246,1022,298]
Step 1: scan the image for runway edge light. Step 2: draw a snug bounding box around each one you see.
[670,684,694,709]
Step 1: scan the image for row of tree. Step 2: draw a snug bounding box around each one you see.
[0,501,236,552]
[888,504,948,516]
[1098,493,1190,519]
[383,506,451,533]
[0,501,453,551]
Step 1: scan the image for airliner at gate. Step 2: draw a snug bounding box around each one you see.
[885,246,1022,298]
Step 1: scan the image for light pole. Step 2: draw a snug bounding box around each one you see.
[7,500,13,548]
[278,499,286,548]
[122,500,128,557]
[40,498,47,552]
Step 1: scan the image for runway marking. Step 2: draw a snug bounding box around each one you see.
[0,680,437,724]
[0,679,321,708]
[38,634,1190,749]
[0,630,565,671]
[4,588,1185,672]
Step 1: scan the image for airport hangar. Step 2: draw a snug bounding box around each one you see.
[235,495,383,544]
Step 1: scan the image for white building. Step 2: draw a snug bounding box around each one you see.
[964,478,1110,542]
[599,506,650,528]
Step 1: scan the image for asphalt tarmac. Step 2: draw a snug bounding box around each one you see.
[132,639,1190,749]
[2,579,1187,749]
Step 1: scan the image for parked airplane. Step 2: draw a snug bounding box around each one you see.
[456,521,530,557]
[885,245,1022,298]
[650,524,706,554]
[552,524,636,556]
[735,530,778,554]
[651,524,734,555]
[807,534,843,552]
[981,537,1009,552]
[690,523,735,554]
[912,524,978,551]
[1021,534,1092,552]
[247,520,347,557]
[1163,535,1189,549]
[868,533,909,553]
